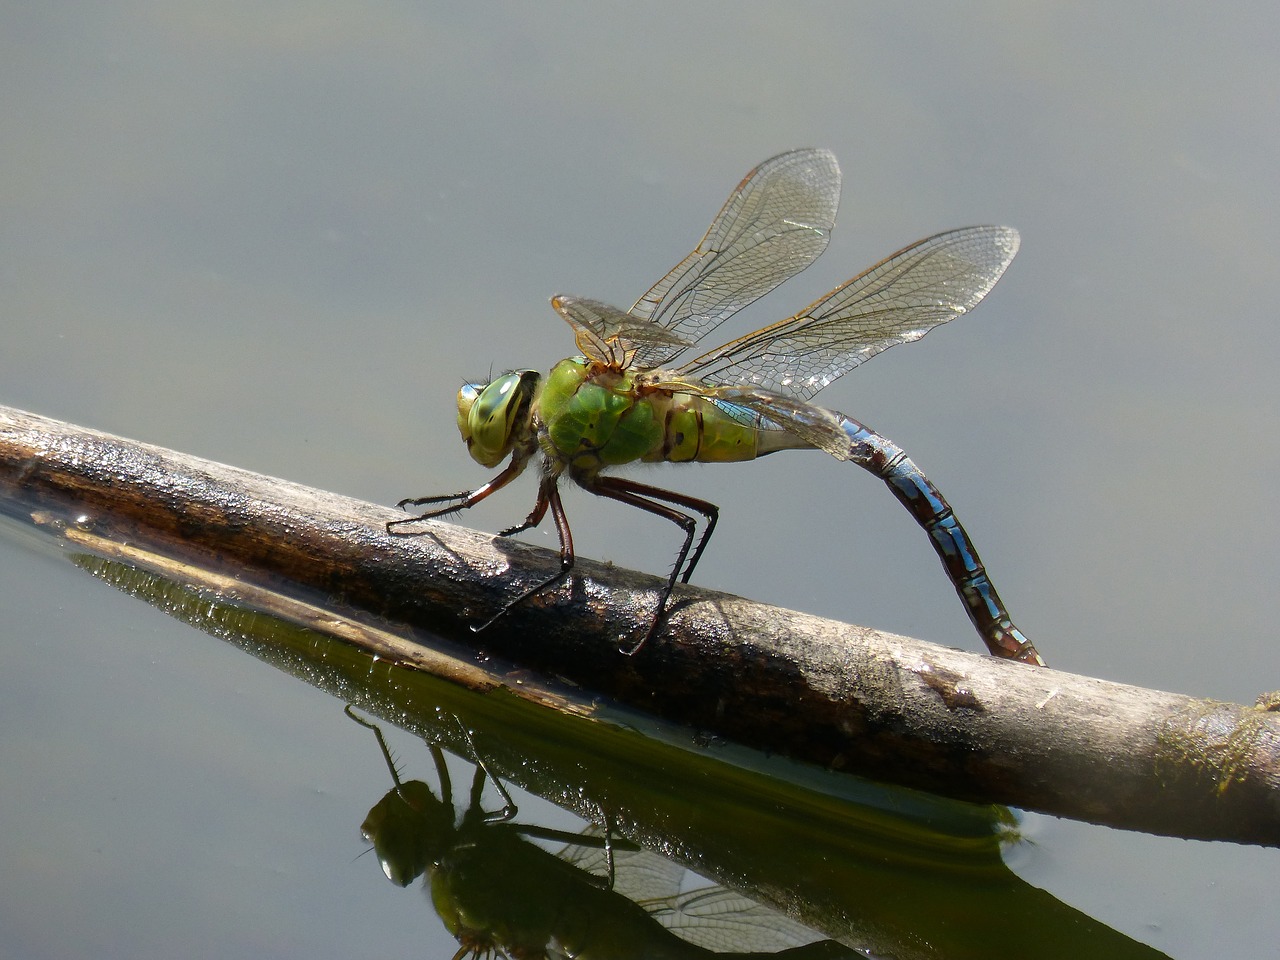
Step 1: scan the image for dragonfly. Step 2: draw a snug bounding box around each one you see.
[345,707,854,960]
[390,148,1044,666]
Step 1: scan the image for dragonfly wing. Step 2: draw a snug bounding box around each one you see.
[559,831,691,908]
[552,295,695,366]
[703,385,853,458]
[560,826,825,953]
[642,886,826,952]
[629,148,842,368]
[680,225,1020,400]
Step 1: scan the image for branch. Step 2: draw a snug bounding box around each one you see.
[2,404,1277,845]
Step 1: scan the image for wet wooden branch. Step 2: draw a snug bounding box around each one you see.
[2,403,1278,846]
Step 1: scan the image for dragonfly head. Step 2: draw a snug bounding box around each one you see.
[457,371,540,468]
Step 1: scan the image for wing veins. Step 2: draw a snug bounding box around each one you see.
[627,148,842,368]
[679,225,1019,400]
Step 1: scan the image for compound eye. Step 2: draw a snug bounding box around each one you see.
[458,373,530,468]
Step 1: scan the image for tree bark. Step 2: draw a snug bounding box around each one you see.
[1,404,1278,845]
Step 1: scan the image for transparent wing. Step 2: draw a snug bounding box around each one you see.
[560,828,823,953]
[559,826,686,905]
[627,148,842,368]
[679,226,1020,401]
[552,295,694,367]
[705,387,853,458]
[641,885,825,953]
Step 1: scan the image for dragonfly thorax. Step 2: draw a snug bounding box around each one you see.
[456,371,540,468]
[536,357,788,474]
[536,357,666,475]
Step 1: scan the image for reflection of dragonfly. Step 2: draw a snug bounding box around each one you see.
[391,148,1043,665]
[345,707,858,960]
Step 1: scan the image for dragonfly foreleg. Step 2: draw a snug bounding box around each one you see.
[344,705,409,787]
[388,458,528,533]
[586,476,719,655]
[345,704,457,816]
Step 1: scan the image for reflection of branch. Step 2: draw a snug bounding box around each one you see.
[3,403,1279,847]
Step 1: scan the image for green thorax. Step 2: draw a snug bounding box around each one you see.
[536,358,804,473]
[537,358,662,472]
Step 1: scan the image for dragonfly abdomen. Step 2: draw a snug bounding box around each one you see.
[640,392,810,464]
[837,414,1044,665]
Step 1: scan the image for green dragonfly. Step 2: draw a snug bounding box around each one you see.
[391,148,1043,666]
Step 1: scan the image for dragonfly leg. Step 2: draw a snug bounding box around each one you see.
[497,494,549,538]
[677,499,718,584]
[346,704,464,810]
[387,457,528,533]
[429,743,452,809]
[475,478,578,632]
[344,705,409,788]
[586,476,719,654]
[453,718,518,825]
